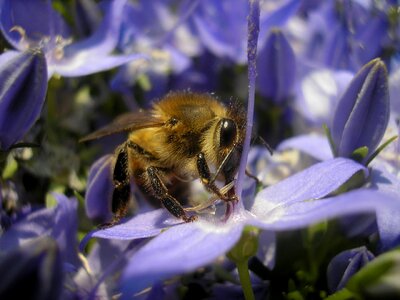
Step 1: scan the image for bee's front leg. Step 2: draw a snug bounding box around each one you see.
[196,153,236,201]
[147,166,197,222]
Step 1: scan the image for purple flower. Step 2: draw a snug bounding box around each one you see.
[327,246,374,293]
[81,157,387,297]
[331,58,390,163]
[0,0,146,78]
[0,49,47,150]
[0,237,63,300]
[80,2,400,297]
[257,29,296,103]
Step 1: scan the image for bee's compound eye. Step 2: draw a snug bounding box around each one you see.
[220,119,237,148]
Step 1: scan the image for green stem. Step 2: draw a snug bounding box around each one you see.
[237,260,255,300]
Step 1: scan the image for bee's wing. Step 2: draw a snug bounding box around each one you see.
[79,111,164,142]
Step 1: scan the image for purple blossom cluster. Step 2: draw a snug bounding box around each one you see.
[1,0,400,299]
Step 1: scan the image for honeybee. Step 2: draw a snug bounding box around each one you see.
[81,91,246,226]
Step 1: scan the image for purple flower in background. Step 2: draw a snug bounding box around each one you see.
[70,239,141,299]
[302,1,390,71]
[0,0,146,78]
[327,246,374,293]
[189,0,301,64]
[110,0,197,103]
[0,193,79,266]
[0,237,63,300]
[257,28,296,103]
[294,68,353,128]
[0,49,47,150]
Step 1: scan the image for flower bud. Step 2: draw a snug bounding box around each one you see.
[331,58,389,163]
[327,246,374,292]
[0,49,47,150]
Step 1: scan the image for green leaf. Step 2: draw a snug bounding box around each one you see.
[323,124,337,157]
[365,135,398,166]
[324,288,358,300]
[350,146,368,163]
[2,155,18,179]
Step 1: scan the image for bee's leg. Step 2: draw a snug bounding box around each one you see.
[99,144,131,228]
[196,153,236,201]
[147,166,197,222]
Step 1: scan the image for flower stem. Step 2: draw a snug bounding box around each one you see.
[237,260,255,300]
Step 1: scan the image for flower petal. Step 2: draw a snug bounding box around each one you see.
[252,188,400,248]
[120,221,244,297]
[91,209,179,241]
[62,0,127,58]
[259,0,301,39]
[368,169,400,251]
[191,0,248,63]
[85,155,114,223]
[250,157,367,218]
[50,53,148,78]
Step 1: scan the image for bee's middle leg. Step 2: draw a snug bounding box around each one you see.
[99,143,131,228]
[146,166,197,222]
[196,152,236,201]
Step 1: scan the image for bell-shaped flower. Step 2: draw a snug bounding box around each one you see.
[257,28,296,103]
[331,58,390,163]
[0,0,146,78]
[0,49,47,150]
[0,237,63,300]
[327,246,374,293]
